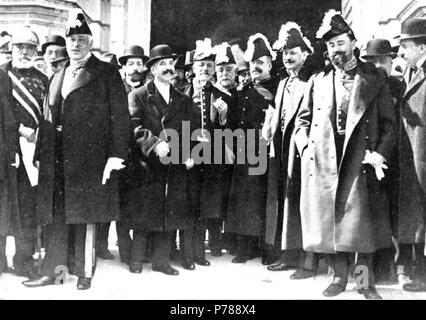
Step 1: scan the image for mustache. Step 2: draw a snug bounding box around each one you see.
[252,67,262,74]
[284,59,296,64]
[162,69,174,75]
[331,51,346,58]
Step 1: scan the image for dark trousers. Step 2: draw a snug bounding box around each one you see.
[0,237,7,273]
[396,243,426,281]
[41,208,97,279]
[193,218,222,259]
[236,235,259,258]
[130,231,172,268]
[116,221,131,263]
[96,222,110,253]
[177,229,194,261]
[327,252,375,288]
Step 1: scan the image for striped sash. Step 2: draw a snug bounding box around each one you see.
[8,70,42,126]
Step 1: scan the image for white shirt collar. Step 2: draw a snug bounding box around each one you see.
[416,54,426,69]
[154,79,171,104]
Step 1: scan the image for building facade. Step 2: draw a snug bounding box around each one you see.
[343,0,426,49]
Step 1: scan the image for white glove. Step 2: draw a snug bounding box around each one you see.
[154,140,170,158]
[102,157,125,185]
[362,150,388,181]
[185,158,195,169]
[213,97,228,114]
[262,104,275,143]
[19,124,37,143]
[11,153,20,168]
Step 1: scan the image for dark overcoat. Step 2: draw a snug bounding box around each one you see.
[226,78,277,236]
[35,55,130,225]
[128,80,193,231]
[184,82,234,220]
[0,68,20,236]
[294,62,396,254]
[398,60,426,244]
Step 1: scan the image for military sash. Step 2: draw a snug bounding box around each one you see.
[8,70,41,186]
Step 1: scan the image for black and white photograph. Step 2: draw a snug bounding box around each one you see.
[0,0,426,304]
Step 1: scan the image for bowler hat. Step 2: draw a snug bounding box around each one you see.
[362,39,397,59]
[41,35,65,55]
[397,18,426,41]
[50,47,69,66]
[145,44,178,69]
[119,45,149,65]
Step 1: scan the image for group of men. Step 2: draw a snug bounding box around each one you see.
[0,9,426,300]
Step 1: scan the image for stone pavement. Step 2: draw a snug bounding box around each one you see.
[1,225,426,300]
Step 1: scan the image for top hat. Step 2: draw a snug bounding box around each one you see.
[101,52,122,69]
[41,35,66,55]
[66,11,92,37]
[316,10,356,41]
[51,47,69,65]
[215,43,236,65]
[397,18,426,41]
[273,22,313,53]
[119,45,149,65]
[174,54,186,70]
[244,33,277,62]
[362,39,397,59]
[145,44,178,69]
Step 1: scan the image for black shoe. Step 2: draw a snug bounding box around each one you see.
[357,287,382,300]
[210,248,223,257]
[232,256,249,264]
[22,276,55,288]
[182,259,195,270]
[97,249,115,260]
[403,281,426,292]
[322,283,346,297]
[129,262,143,273]
[267,262,293,272]
[290,269,316,280]
[77,277,91,290]
[194,258,211,266]
[152,265,179,276]
[262,255,278,266]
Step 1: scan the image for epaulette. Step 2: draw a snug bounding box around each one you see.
[253,84,274,101]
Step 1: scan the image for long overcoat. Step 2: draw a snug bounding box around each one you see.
[264,76,307,249]
[294,62,396,254]
[36,55,130,225]
[226,78,277,236]
[398,60,426,244]
[0,68,20,236]
[127,80,193,231]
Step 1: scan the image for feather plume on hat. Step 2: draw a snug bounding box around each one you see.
[316,9,341,39]
[273,21,314,53]
[244,33,277,62]
[194,38,215,61]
